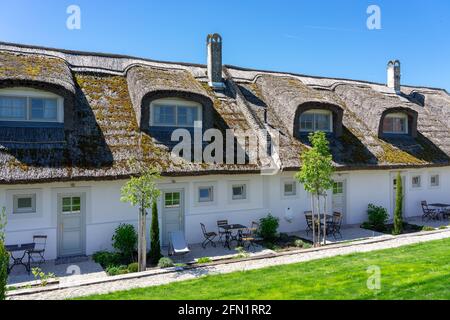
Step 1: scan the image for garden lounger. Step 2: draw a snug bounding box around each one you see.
[168,231,190,256]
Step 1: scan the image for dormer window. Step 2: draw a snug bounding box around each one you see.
[0,88,64,123]
[382,113,408,134]
[150,98,202,127]
[299,109,333,133]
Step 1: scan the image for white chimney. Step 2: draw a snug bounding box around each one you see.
[387,60,401,93]
[207,33,224,88]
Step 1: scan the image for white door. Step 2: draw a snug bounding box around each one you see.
[332,181,346,223]
[58,194,86,257]
[162,190,184,246]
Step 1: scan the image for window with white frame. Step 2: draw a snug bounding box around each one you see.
[198,186,214,203]
[13,194,36,214]
[0,88,63,122]
[299,109,333,133]
[231,184,247,200]
[383,113,408,134]
[412,175,421,188]
[430,174,440,187]
[150,98,201,127]
[283,181,296,196]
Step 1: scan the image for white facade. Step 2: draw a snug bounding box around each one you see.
[2,167,449,260]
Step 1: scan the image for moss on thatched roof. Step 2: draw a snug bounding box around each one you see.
[1,42,450,183]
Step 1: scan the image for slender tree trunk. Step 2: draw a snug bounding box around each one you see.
[316,194,321,247]
[138,201,147,272]
[311,196,315,247]
[323,193,327,246]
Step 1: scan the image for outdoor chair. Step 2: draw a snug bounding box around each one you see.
[168,231,191,256]
[242,222,260,250]
[217,220,229,244]
[29,235,47,265]
[330,212,343,239]
[421,201,439,221]
[200,223,217,249]
[304,211,314,236]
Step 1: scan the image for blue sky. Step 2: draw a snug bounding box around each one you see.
[0,0,449,90]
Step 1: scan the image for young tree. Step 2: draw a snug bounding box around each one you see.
[393,172,404,235]
[121,162,161,272]
[149,201,162,265]
[1,207,8,300]
[295,132,334,246]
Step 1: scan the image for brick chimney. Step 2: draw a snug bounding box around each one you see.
[387,60,401,93]
[207,33,224,88]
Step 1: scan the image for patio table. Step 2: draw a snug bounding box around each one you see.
[219,224,247,249]
[5,243,35,274]
[429,203,450,220]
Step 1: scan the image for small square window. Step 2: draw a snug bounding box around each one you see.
[412,176,421,188]
[232,184,246,200]
[430,175,440,187]
[13,194,36,214]
[283,182,296,196]
[198,186,214,203]
[164,192,181,208]
[333,182,344,194]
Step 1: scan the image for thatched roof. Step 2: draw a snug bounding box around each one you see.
[1,41,450,184]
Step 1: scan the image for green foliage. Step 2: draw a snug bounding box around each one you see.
[259,213,279,242]
[149,201,162,265]
[366,204,389,231]
[31,267,57,287]
[127,263,139,273]
[235,247,250,259]
[422,226,435,232]
[393,173,404,235]
[120,163,161,211]
[438,226,448,230]
[295,132,334,196]
[157,257,174,268]
[0,207,7,243]
[294,239,305,247]
[92,251,123,269]
[112,224,137,262]
[0,240,8,300]
[197,257,212,264]
[106,265,129,276]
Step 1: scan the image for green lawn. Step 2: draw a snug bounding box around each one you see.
[80,238,450,300]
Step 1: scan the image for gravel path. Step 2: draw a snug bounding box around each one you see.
[9,229,450,300]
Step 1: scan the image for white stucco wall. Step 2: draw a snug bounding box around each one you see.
[1,166,449,260]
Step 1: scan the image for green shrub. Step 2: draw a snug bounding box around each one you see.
[393,173,404,235]
[302,243,313,249]
[0,241,8,300]
[112,223,137,263]
[259,213,279,242]
[157,257,174,268]
[127,262,139,273]
[438,226,448,230]
[149,201,162,265]
[197,257,212,264]
[367,204,389,231]
[235,247,250,259]
[31,267,56,287]
[422,226,435,232]
[106,265,129,276]
[294,239,305,248]
[92,251,122,268]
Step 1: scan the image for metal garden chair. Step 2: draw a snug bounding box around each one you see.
[200,223,217,248]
